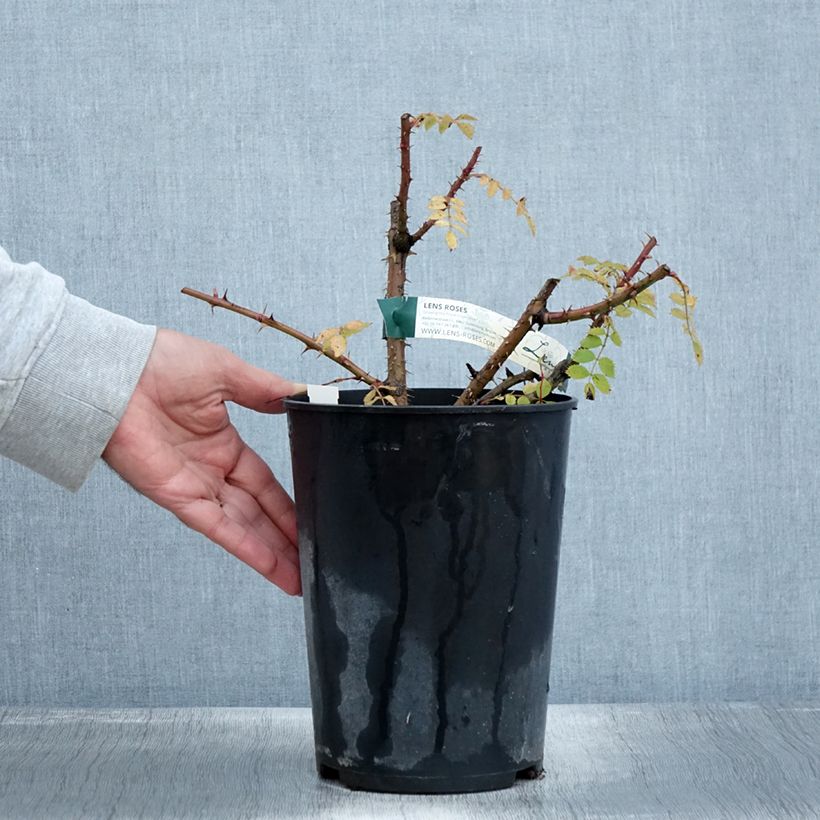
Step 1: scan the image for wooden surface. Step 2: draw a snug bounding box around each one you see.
[0,704,818,818]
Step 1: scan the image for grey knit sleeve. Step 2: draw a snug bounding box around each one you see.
[0,246,157,490]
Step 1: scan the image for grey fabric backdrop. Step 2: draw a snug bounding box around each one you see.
[0,0,817,707]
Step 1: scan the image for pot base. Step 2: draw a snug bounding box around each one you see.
[318,758,544,794]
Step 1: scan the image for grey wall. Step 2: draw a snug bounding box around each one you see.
[1,0,817,706]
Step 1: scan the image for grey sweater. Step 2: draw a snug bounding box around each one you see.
[0,246,157,490]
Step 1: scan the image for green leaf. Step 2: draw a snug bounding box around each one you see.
[670,307,688,321]
[456,113,477,121]
[522,381,540,394]
[572,348,595,363]
[517,395,531,405]
[580,335,603,349]
[598,357,615,377]
[592,373,611,393]
[614,304,633,318]
[634,304,656,318]
[636,289,657,307]
[610,329,622,347]
[438,114,454,133]
[584,382,596,400]
[587,326,606,336]
[577,255,599,266]
[567,364,590,379]
[504,393,517,405]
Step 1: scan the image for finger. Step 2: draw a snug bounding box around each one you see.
[218,481,299,570]
[222,353,305,414]
[179,498,301,595]
[228,445,298,546]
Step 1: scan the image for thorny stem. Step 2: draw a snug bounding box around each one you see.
[477,257,674,405]
[180,287,382,388]
[456,279,560,405]
[385,113,415,403]
[410,145,482,245]
[535,265,671,326]
[621,235,657,286]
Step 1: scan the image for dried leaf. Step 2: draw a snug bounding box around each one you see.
[486,179,500,197]
[363,389,378,405]
[525,214,536,236]
[502,188,512,201]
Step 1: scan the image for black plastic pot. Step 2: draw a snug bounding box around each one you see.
[284,388,576,794]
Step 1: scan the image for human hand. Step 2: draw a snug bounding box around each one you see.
[103,329,304,595]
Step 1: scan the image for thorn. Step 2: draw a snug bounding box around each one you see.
[505,367,514,379]
[222,289,228,300]
[466,362,479,378]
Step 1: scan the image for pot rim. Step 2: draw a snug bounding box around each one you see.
[284,387,578,414]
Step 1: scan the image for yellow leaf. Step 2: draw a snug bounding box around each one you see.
[525,214,536,236]
[486,179,500,197]
[478,174,490,186]
[363,389,378,406]
[516,197,527,216]
[438,114,454,133]
[670,291,697,308]
[456,121,475,139]
[502,188,512,200]
[341,320,371,335]
[456,113,477,121]
[450,223,467,234]
[692,338,704,365]
[384,394,398,405]
[324,334,347,357]
[670,308,688,321]
[451,209,468,224]
[429,195,447,208]
[445,230,458,250]
[315,327,340,346]
[449,197,465,207]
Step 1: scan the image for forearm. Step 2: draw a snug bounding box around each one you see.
[0,247,157,490]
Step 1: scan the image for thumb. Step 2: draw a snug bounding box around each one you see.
[223,355,306,414]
